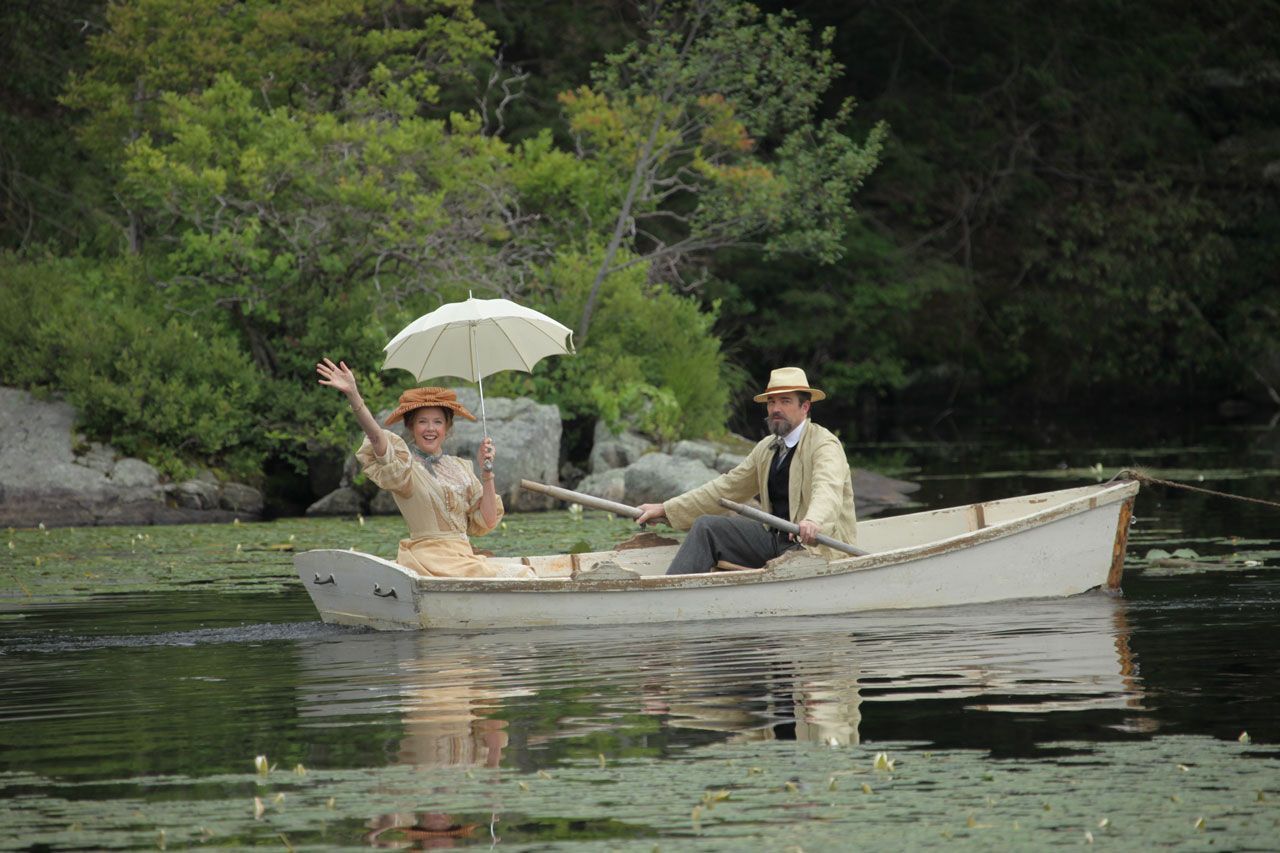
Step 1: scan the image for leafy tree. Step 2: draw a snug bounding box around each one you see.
[62,0,495,252]
[120,73,529,374]
[809,0,1280,406]
[560,0,885,343]
[0,0,112,250]
[491,246,735,441]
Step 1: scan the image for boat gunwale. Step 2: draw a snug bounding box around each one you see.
[343,479,1139,593]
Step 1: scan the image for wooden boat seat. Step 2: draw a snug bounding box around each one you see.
[713,560,753,572]
[571,560,640,580]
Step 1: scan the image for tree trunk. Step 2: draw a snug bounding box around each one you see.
[229,302,279,376]
[576,112,664,346]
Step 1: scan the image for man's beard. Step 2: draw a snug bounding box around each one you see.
[764,414,793,438]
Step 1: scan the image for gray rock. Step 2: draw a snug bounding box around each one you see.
[576,468,628,505]
[171,479,220,511]
[714,451,746,473]
[110,458,161,493]
[219,482,264,515]
[77,442,116,475]
[368,489,399,515]
[447,388,562,512]
[0,387,243,527]
[559,460,586,489]
[589,421,654,474]
[672,439,720,468]
[853,469,921,517]
[0,386,264,527]
[623,453,719,505]
[306,486,365,516]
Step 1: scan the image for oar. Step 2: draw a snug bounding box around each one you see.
[717,498,869,557]
[519,479,644,520]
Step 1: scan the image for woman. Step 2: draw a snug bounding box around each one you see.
[317,357,533,579]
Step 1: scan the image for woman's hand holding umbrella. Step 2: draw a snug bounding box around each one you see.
[476,437,496,475]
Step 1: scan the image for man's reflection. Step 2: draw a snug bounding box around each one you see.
[639,640,863,746]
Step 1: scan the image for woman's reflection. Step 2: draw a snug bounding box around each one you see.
[395,664,510,768]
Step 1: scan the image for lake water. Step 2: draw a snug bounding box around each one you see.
[2,418,1279,849]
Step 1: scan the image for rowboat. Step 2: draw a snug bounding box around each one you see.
[293,479,1139,631]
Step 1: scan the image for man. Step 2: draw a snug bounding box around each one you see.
[636,367,857,574]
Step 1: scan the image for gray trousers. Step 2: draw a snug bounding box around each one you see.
[666,515,797,575]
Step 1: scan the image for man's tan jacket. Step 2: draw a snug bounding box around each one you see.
[663,420,857,560]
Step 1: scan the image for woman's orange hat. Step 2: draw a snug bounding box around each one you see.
[383,387,477,426]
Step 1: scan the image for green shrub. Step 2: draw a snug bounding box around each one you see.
[0,252,265,480]
[490,248,735,440]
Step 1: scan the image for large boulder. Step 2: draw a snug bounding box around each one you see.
[623,453,719,505]
[588,421,654,474]
[853,470,920,517]
[671,439,719,468]
[446,389,562,512]
[219,482,265,515]
[306,486,365,517]
[576,468,627,504]
[0,387,255,527]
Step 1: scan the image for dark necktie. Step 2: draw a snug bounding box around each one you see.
[773,440,789,470]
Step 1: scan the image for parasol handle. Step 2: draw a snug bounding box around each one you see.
[467,305,492,469]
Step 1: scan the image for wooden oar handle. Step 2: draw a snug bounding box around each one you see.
[519,479,644,520]
[717,498,868,557]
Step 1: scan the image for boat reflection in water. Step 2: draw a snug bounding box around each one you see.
[294,592,1142,842]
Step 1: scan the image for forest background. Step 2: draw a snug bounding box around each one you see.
[2,0,1278,510]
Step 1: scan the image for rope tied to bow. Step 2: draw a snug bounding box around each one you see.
[1112,468,1280,511]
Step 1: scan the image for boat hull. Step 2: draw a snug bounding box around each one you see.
[295,481,1137,631]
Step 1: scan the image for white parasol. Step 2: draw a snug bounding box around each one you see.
[382,295,575,443]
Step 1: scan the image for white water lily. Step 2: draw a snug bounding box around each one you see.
[253,797,265,819]
[873,752,895,772]
[1239,731,1251,744]
[254,755,269,774]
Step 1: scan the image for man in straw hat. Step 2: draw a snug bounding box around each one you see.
[637,367,857,574]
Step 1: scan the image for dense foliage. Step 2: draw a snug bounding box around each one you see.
[1,0,1277,502]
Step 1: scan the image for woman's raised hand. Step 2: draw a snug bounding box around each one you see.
[316,358,358,397]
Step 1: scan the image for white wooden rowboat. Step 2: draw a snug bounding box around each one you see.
[293,480,1138,631]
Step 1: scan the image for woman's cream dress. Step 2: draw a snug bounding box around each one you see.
[356,430,533,578]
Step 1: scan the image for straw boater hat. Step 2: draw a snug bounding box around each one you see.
[753,367,827,403]
[383,387,477,426]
